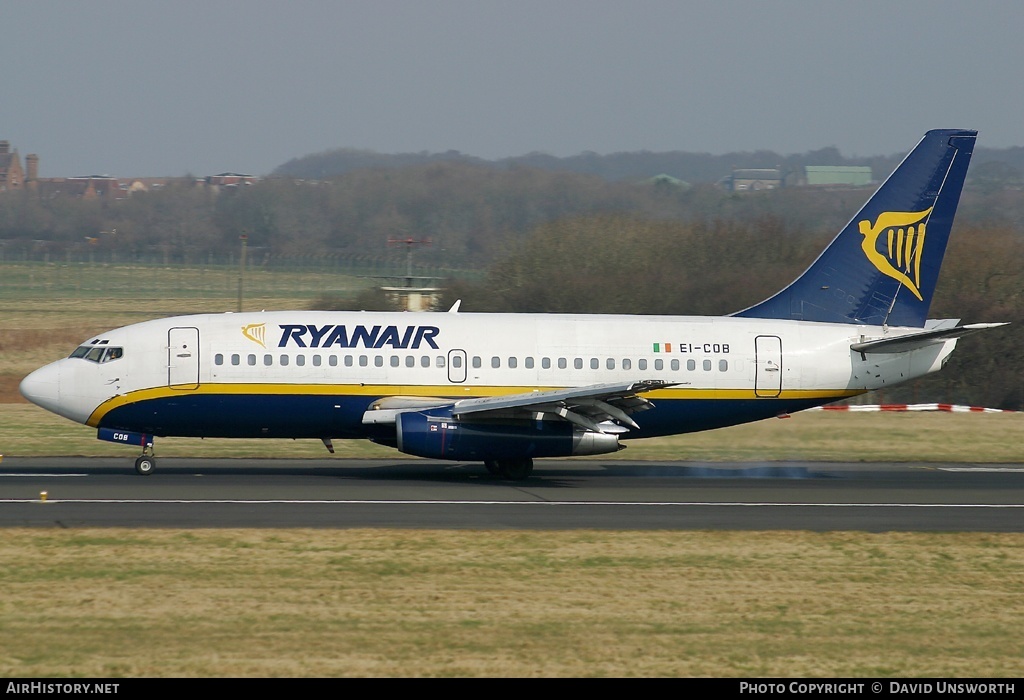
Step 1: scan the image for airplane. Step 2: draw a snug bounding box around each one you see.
[19,129,1006,479]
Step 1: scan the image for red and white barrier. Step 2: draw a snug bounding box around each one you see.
[810,403,1014,413]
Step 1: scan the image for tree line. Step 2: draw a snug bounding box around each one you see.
[3,158,1023,270]
[273,143,1024,187]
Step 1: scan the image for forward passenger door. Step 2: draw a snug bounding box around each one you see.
[168,327,200,390]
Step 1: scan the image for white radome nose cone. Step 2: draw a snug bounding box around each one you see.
[19,362,62,415]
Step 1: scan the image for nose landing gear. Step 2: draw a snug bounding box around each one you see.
[97,428,157,476]
[134,447,156,476]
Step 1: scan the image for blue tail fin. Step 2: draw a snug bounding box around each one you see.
[734,129,977,327]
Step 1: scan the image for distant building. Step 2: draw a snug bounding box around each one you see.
[804,166,873,187]
[34,176,125,200]
[379,276,444,312]
[723,168,783,192]
[205,172,258,189]
[0,140,37,192]
[0,138,266,199]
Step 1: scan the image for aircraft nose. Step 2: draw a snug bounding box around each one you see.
[19,362,62,414]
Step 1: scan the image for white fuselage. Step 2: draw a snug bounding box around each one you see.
[20,310,957,440]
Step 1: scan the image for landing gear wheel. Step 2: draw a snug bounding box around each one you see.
[497,457,533,480]
[483,459,501,476]
[135,456,156,476]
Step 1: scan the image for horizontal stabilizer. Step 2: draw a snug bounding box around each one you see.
[851,323,1008,354]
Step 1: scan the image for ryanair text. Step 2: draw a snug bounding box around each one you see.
[277,324,440,350]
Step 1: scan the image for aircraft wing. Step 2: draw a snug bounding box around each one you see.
[452,379,674,433]
[851,323,1008,354]
[362,380,674,434]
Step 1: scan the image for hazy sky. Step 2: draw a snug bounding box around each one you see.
[3,0,1021,177]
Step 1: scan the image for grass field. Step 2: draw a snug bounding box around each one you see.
[0,260,379,301]
[3,266,1022,678]
[2,529,1022,677]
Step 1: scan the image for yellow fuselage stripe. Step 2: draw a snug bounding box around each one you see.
[86,383,864,428]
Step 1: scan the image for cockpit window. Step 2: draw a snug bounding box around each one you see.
[69,345,124,363]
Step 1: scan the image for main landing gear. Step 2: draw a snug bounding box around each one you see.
[483,457,534,480]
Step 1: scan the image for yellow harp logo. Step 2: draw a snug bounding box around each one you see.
[242,322,267,348]
[858,207,932,301]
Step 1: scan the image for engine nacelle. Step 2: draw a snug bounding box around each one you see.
[395,409,621,461]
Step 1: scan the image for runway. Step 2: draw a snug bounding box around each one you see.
[1,457,1022,531]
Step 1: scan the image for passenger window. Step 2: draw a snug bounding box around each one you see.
[574,358,583,370]
[215,353,224,365]
[638,359,647,370]
[280,355,289,366]
[472,356,482,369]
[247,354,257,366]
[264,355,273,366]
[329,356,338,367]
[590,358,599,370]
[654,359,664,370]
[405,356,415,368]
[508,357,517,369]
[359,355,368,367]
[687,359,696,371]
[606,358,615,370]
[542,357,551,369]
[420,356,430,368]
[671,359,679,371]
[703,359,712,371]
[491,357,500,368]
[622,359,631,370]
[525,357,535,369]
[719,359,728,372]
[313,355,322,367]
[296,355,305,367]
[452,355,463,368]
[390,356,400,367]
[436,356,445,368]
[374,356,384,367]
[558,358,567,369]
[231,354,240,366]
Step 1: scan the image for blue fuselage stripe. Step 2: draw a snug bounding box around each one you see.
[98,393,824,439]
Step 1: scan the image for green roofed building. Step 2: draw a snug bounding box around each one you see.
[804,165,873,186]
